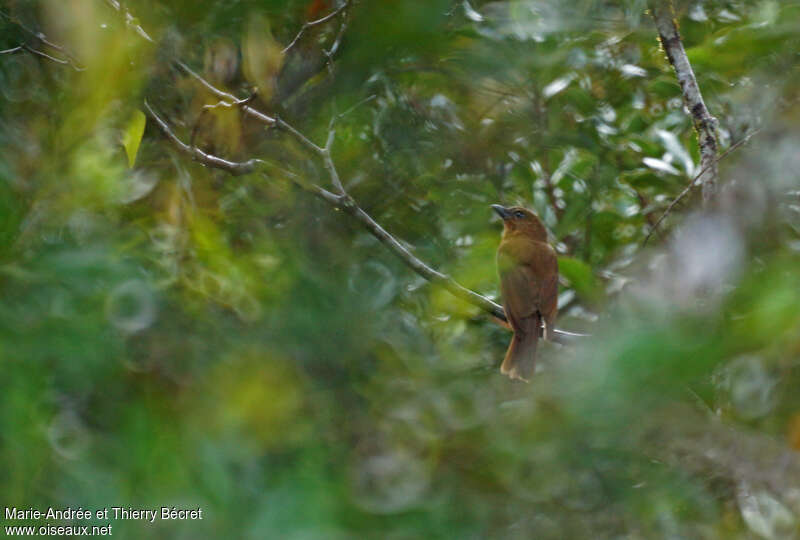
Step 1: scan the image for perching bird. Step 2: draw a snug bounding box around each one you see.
[493,204,558,381]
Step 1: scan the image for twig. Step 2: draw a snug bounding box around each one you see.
[174,61,278,126]
[103,0,153,43]
[643,128,761,246]
[650,1,719,207]
[282,0,350,55]
[0,11,76,57]
[189,91,259,151]
[0,10,85,70]
[144,101,363,215]
[322,9,349,76]
[23,44,70,66]
[335,94,376,121]
[274,116,325,154]
[322,130,345,194]
[173,62,332,158]
[325,15,348,60]
[144,101,267,176]
[202,91,259,111]
[0,42,84,70]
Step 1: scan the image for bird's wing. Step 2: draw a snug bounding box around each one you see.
[499,240,558,335]
[538,248,559,337]
[498,261,541,333]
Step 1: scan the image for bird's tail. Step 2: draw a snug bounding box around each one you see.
[500,314,540,382]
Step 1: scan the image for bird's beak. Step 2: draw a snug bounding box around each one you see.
[491,204,511,220]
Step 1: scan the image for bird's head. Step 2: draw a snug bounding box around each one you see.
[492,204,547,242]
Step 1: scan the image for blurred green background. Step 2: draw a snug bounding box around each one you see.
[2,0,800,538]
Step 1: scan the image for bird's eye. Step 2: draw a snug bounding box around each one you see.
[514,211,525,219]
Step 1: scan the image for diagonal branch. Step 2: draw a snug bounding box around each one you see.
[0,10,85,70]
[642,128,761,246]
[144,101,267,176]
[103,0,154,43]
[23,44,73,67]
[174,61,278,127]
[282,0,351,55]
[650,1,719,207]
[173,62,325,156]
[144,101,341,202]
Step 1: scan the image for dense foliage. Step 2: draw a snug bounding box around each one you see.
[2,0,800,538]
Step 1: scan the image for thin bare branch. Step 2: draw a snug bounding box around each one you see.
[282,0,350,55]
[650,1,719,207]
[274,116,326,155]
[0,10,84,70]
[321,126,346,193]
[643,128,761,246]
[324,124,336,151]
[325,16,348,60]
[23,44,70,65]
[174,61,278,127]
[0,11,76,58]
[323,152,345,195]
[322,9,349,76]
[103,0,154,43]
[336,94,377,121]
[189,91,259,151]
[143,103,346,211]
[144,101,267,176]
[202,91,259,112]
[173,61,331,157]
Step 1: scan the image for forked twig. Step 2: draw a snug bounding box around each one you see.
[282,0,351,55]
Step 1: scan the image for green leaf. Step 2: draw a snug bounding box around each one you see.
[121,110,146,168]
[558,256,602,303]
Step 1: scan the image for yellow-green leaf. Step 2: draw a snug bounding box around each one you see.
[558,256,603,303]
[242,14,284,103]
[121,110,146,168]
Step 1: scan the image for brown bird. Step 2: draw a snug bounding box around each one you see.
[493,204,558,381]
